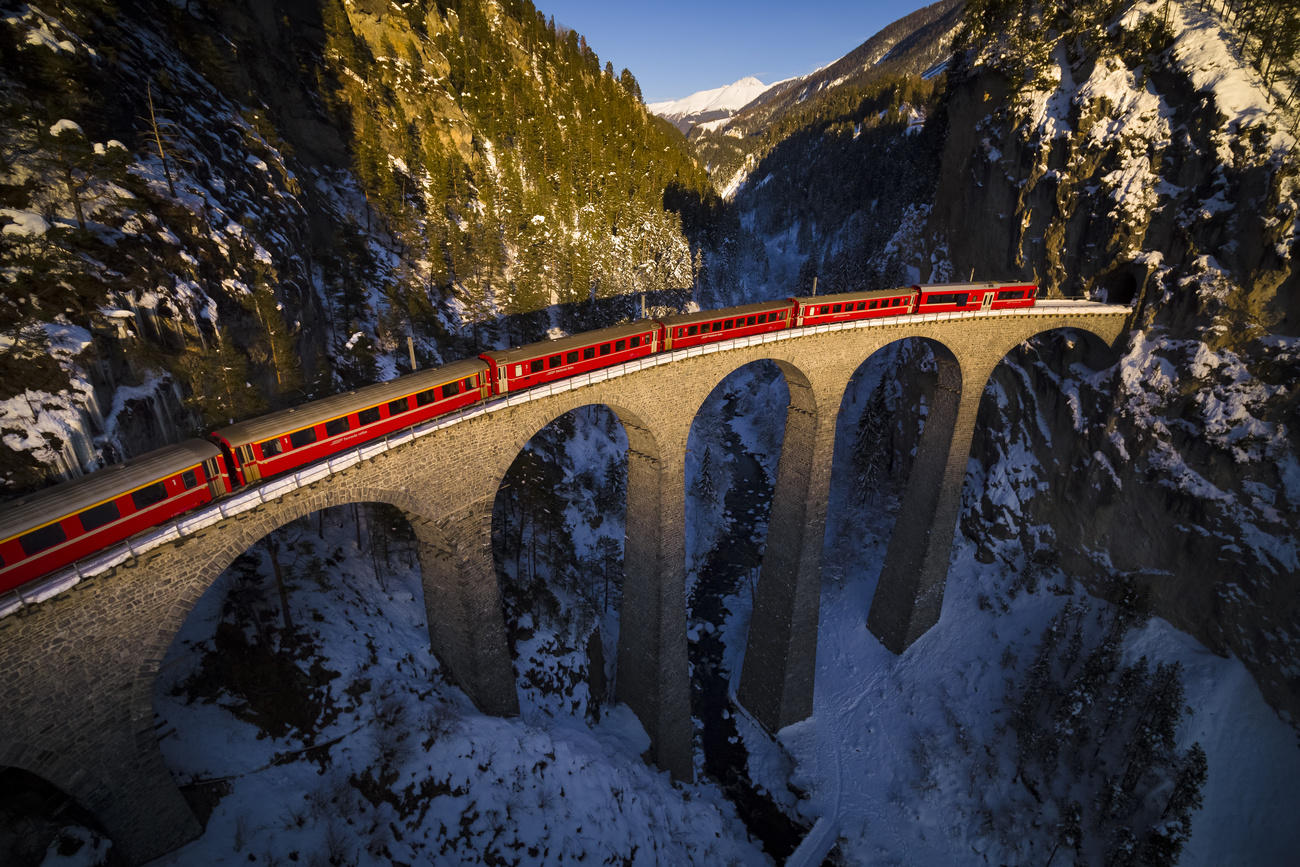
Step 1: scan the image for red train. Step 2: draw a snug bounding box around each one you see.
[0,282,1036,596]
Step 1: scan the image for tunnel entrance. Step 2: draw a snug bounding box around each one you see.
[1099,270,1139,305]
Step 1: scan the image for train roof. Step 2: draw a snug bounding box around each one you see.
[790,286,917,306]
[0,439,221,542]
[213,358,489,446]
[481,321,656,366]
[658,299,792,328]
[916,282,1006,292]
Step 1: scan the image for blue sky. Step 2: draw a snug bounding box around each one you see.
[535,1,933,103]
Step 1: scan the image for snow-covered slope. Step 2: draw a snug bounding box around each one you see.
[649,76,774,133]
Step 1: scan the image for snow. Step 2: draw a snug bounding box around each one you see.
[151,506,765,866]
[49,118,83,137]
[648,77,772,120]
[1,207,49,236]
[787,501,1300,865]
[1138,0,1295,153]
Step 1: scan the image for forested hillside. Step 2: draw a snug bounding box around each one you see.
[0,0,712,495]
[687,0,963,197]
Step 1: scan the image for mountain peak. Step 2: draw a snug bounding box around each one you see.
[648,77,772,132]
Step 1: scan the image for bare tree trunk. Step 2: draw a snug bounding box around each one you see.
[62,160,86,230]
[265,538,294,634]
[147,82,176,197]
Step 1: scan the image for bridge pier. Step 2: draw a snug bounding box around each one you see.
[736,376,837,732]
[414,506,519,716]
[867,355,992,652]
[617,421,693,782]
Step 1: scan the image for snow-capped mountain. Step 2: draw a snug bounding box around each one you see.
[648,76,774,133]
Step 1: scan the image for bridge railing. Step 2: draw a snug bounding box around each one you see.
[0,300,1128,618]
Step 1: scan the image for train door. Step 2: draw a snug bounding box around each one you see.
[204,458,226,497]
[241,445,262,483]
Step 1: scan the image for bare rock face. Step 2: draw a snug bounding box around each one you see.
[933,13,1299,724]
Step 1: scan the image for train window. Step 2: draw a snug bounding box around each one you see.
[599,343,611,356]
[724,319,733,329]
[290,427,318,448]
[388,398,409,416]
[181,469,198,489]
[359,407,381,425]
[80,500,120,532]
[687,325,699,336]
[675,328,683,337]
[443,381,460,398]
[19,522,67,556]
[566,351,579,364]
[755,314,765,323]
[831,304,840,313]
[325,417,349,437]
[615,340,626,352]
[583,347,595,360]
[131,482,167,510]
[514,365,523,377]
[261,439,282,457]
[778,311,786,319]
[630,336,640,348]
[416,389,435,406]
[869,300,878,309]
[549,355,562,368]
[746,315,756,326]
[530,359,544,373]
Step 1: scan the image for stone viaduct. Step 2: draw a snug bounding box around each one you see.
[0,302,1126,863]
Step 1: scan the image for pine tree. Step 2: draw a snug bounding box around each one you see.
[852,379,890,504]
[697,445,717,506]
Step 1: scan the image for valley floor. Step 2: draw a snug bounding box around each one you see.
[124,506,1300,867]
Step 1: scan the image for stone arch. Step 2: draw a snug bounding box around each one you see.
[0,742,113,840]
[682,355,816,427]
[0,738,176,864]
[822,335,966,621]
[489,402,632,709]
[832,335,966,509]
[131,483,437,731]
[127,482,518,853]
[960,324,1127,579]
[488,397,692,780]
[682,356,826,733]
[862,336,969,653]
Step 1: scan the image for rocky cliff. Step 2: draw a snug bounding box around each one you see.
[0,0,710,496]
[930,0,1299,723]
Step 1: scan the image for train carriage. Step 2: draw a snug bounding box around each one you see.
[793,287,917,326]
[211,358,491,485]
[0,280,1042,598]
[986,283,1038,309]
[660,299,793,350]
[0,440,230,594]
[480,321,660,394]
